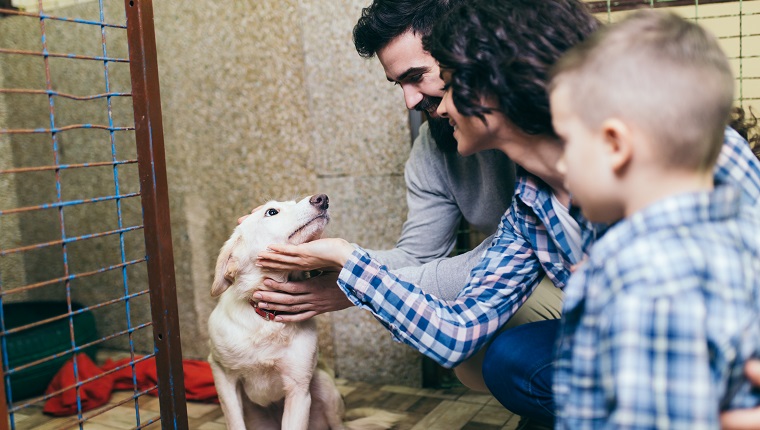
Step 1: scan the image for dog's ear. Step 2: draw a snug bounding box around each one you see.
[211,237,241,297]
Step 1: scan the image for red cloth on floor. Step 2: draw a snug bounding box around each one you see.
[44,354,218,416]
[43,354,115,416]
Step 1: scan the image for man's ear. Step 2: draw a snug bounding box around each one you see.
[211,237,241,297]
[600,118,633,175]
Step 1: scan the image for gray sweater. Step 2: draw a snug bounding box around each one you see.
[367,122,515,300]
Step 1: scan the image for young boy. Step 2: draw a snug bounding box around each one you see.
[549,10,760,429]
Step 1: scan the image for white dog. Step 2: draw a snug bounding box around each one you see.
[208,194,401,430]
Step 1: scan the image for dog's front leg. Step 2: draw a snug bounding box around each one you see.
[282,387,312,430]
[210,360,248,430]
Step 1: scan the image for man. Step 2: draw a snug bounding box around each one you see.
[252,0,563,392]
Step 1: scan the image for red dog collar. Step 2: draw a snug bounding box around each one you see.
[249,300,278,322]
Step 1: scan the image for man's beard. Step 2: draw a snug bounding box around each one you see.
[427,115,458,153]
[415,96,458,153]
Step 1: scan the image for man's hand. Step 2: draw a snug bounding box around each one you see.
[253,271,352,322]
[721,359,760,429]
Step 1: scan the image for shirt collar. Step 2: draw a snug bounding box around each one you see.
[513,166,607,264]
[593,185,741,259]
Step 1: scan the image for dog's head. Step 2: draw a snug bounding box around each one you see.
[211,194,330,298]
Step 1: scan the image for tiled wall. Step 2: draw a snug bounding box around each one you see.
[590,1,760,109]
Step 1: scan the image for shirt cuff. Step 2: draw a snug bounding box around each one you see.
[337,247,405,342]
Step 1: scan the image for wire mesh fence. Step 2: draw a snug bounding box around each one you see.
[0,0,187,429]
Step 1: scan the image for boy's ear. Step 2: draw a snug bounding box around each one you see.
[600,118,633,175]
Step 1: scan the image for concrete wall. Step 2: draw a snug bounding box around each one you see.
[0,34,26,298]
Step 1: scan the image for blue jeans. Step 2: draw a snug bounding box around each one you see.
[482,319,560,427]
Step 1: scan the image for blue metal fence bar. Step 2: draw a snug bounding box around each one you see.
[136,416,161,429]
[5,321,153,388]
[0,47,129,63]
[0,225,144,257]
[10,377,158,430]
[0,88,132,101]
[0,159,138,175]
[0,309,8,430]
[44,384,159,430]
[2,292,150,338]
[0,124,135,134]
[0,192,141,216]
[33,0,86,424]
[125,0,189,428]
[0,336,6,430]
[0,258,146,297]
[99,0,144,425]
[0,7,126,28]
[5,322,153,392]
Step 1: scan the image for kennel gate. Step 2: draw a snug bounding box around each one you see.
[0,0,187,429]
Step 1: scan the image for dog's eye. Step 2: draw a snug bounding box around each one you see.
[264,208,279,217]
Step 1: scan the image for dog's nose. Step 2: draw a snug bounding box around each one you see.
[310,194,329,210]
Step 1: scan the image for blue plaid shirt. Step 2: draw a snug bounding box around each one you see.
[337,128,760,369]
[554,185,760,430]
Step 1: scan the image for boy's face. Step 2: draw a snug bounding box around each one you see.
[551,83,622,223]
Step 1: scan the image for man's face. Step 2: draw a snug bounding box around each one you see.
[377,31,445,117]
[377,31,457,151]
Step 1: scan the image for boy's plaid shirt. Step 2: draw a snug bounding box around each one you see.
[337,128,760,369]
[554,185,760,429]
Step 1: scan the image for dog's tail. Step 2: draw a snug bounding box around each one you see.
[344,407,405,430]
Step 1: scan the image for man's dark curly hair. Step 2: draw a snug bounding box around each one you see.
[353,0,465,58]
[423,0,600,137]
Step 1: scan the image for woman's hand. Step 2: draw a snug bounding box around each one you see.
[720,359,760,429]
[257,238,355,272]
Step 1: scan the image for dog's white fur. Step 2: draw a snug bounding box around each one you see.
[208,195,401,430]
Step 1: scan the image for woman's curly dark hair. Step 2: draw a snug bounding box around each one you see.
[730,106,760,160]
[423,0,600,137]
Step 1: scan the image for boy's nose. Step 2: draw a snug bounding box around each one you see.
[556,155,567,176]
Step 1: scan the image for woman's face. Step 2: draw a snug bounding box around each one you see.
[436,70,507,157]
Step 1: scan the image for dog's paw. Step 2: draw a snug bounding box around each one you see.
[344,407,406,430]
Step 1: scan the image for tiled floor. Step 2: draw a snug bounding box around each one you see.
[9,375,520,430]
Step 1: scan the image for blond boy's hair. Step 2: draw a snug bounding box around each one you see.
[550,9,734,172]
